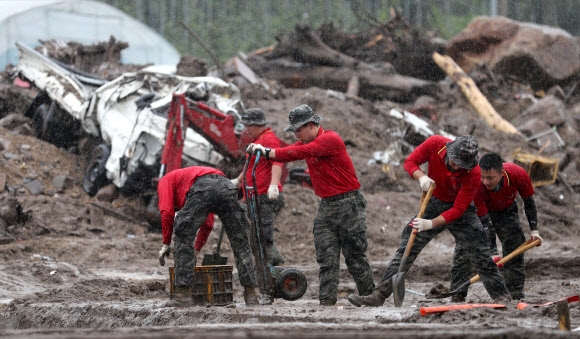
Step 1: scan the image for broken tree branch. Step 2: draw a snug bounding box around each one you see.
[432,52,522,135]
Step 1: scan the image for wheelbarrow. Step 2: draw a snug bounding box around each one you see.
[242,149,308,302]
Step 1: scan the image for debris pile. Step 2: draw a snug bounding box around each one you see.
[0,14,580,335]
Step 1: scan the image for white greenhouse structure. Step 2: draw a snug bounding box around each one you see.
[0,0,181,70]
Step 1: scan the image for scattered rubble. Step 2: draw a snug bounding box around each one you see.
[0,14,580,337]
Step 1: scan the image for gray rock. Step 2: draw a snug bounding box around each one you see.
[25,179,44,195]
[515,95,569,127]
[0,113,30,130]
[0,137,9,151]
[446,16,580,89]
[52,175,73,191]
[3,152,17,160]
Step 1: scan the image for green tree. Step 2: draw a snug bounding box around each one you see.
[101,0,580,66]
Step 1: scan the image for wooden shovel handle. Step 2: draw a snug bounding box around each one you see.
[470,239,541,284]
[496,239,540,265]
[403,183,436,257]
[417,183,435,219]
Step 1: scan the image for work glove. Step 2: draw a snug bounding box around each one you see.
[158,244,170,266]
[230,178,240,187]
[409,218,433,232]
[245,143,256,154]
[251,144,266,155]
[492,255,504,269]
[245,143,267,155]
[268,185,279,200]
[530,230,543,246]
[418,175,435,192]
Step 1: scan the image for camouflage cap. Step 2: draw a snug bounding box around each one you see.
[240,108,268,125]
[446,135,479,169]
[284,104,322,132]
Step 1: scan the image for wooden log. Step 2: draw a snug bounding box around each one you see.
[432,52,522,135]
[269,23,360,68]
[364,34,384,48]
[247,45,275,57]
[346,75,360,97]
[245,56,436,103]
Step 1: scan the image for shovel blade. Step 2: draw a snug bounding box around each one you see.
[425,282,468,299]
[392,272,406,307]
[201,253,228,266]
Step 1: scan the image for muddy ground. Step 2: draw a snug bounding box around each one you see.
[1,80,580,339]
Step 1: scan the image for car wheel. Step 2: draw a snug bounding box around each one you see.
[275,268,307,301]
[82,144,111,196]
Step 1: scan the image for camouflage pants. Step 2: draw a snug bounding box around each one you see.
[314,191,375,303]
[453,202,526,299]
[173,174,257,288]
[377,197,509,301]
[258,193,285,266]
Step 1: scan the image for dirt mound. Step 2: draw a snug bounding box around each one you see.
[1,16,580,337]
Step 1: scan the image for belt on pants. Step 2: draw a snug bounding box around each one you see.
[200,174,223,179]
[323,190,359,202]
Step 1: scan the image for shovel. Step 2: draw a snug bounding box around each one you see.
[392,183,435,307]
[427,238,541,299]
[201,225,228,266]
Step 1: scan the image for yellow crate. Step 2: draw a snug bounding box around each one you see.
[512,151,559,187]
[169,265,234,306]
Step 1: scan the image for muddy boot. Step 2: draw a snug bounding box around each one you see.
[451,294,466,303]
[164,286,194,308]
[267,243,285,266]
[348,288,387,307]
[271,243,285,266]
[492,294,513,305]
[450,289,467,303]
[319,298,336,306]
[244,287,259,306]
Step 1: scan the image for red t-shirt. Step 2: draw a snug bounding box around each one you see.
[157,166,222,244]
[474,162,535,216]
[244,128,284,195]
[274,127,360,198]
[403,135,481,223]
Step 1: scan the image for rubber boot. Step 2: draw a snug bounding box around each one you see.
[164,286,194,308]
[492,294,513,305]
[451,290,467,303]
[348,288,387,307]
[451,294,466,303]
[267,243,285,266]
[244,287,259,306]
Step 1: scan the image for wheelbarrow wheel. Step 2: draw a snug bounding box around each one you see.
[275,268,307,301]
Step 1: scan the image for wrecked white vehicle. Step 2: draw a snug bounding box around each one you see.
[15,42,244,196]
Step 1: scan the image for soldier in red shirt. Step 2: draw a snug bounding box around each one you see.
[452,153,543,301]
[157,166,258,307]
[348,135,511,307]
[231,108,286,266]
[247,104,375,306]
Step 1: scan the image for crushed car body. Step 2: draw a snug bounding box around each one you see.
[15,41,245,196]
